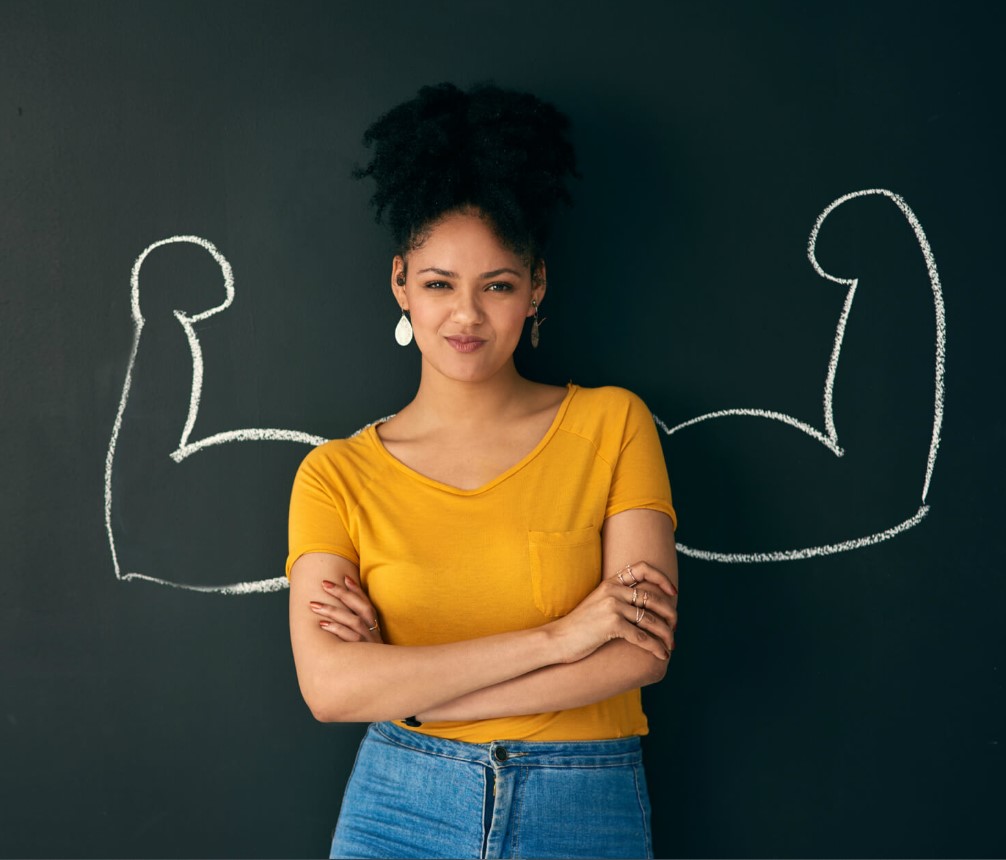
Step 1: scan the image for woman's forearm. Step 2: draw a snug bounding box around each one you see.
[292,553,572,722]
[416,639,669,723]
[291,524,677,724]
[297,624,559,723]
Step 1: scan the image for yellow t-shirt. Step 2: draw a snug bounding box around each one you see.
[286,383,676,742]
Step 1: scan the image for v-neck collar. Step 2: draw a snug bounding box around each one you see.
[366,383,577,495]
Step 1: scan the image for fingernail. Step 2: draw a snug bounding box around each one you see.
[309,602,323,610]
[344,577,356,589]
[322,580,335,589]
[319,621,331,629]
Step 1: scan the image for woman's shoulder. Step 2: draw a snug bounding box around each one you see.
[568,383,652,414]
[562,383,656,443]
[296,421,385,479]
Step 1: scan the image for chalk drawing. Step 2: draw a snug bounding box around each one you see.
[105,188,945,593]
[662,189,946,562]
[104,235,327,595]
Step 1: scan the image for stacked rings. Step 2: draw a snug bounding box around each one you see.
[617,564,640,587]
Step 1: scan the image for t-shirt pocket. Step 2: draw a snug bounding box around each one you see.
[528,526,602,618]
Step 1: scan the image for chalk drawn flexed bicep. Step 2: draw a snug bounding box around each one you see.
[655,189,946,562]
[104,236,327,595]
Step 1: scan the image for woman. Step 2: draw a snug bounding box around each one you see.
[287,82,679,859]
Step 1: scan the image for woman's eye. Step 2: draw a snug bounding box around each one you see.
[424,281,451,290]
[486,282,514,292]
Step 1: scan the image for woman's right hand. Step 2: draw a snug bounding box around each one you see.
[548,561,678,664]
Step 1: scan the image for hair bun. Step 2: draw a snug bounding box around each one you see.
[354,82,578,259]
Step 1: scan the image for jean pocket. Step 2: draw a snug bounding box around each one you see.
[528,526,601,617]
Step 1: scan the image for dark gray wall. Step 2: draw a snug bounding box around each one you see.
[1,1,1003,856]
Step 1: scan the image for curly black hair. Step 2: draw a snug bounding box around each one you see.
[354,82,578,263]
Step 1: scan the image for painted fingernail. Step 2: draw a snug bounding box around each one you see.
[322,580,335,589]
[319,621,332,629]
[309,602,323,610]
[345,577,356,589]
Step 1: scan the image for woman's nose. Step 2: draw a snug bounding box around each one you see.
[451,288,484,323]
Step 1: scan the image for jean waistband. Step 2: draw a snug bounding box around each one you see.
[371,720,642,769]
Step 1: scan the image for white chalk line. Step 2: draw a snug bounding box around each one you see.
[660,188,946,562]
[171,429,329,462]
[119,571,291,595]
[676,505,929,563]
[105,235,327,595]
[169,304,328,462]
[807,188,945,502]
[653,409,841,454]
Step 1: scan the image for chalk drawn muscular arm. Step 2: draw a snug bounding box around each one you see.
[290,509,677,723]
[661,189,946,563]
[105,236,328,594]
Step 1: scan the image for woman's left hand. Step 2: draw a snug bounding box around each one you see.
[309,577,384,644]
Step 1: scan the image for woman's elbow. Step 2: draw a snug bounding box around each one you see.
[299,675,356,723]
[639,652,669,687]
[302,689,339,723]
[306,699,343,723]
[300,673,398,723]
[609,640,669,689]
[305,694,369,724]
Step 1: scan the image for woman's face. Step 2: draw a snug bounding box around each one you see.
[391,211,545,385]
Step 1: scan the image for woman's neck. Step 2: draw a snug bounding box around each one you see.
[405,362,537,432]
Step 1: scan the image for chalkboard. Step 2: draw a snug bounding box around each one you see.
[2,1,1003,856]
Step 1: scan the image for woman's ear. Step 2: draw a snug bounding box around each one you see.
[529,259,547,315]
[391,256,408,309]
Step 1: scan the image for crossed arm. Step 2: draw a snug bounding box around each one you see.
[288,508,678,724]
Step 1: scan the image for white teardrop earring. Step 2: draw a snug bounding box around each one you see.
[395,310,413,346]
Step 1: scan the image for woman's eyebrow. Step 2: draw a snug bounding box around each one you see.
[480,268,522,278]
[416,267,522,278]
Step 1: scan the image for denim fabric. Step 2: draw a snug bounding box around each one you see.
[330,721,652,859]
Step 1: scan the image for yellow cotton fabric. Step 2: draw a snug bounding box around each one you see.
[286,384,676,743]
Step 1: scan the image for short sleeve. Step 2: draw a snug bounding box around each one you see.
[605,392,677,529]
[286,447,360,577]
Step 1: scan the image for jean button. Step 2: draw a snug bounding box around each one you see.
[494,745,508,763]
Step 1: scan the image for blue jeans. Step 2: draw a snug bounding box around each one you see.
[330,721,653,859]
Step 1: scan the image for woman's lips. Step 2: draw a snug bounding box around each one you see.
[445,336,487,353]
